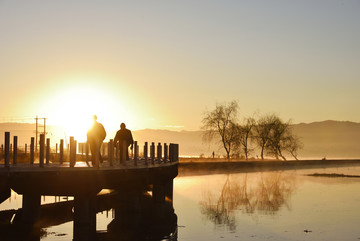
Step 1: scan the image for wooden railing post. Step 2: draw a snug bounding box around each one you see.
[4,132,10,168]
[46,138,50,165]
[150,142,155,165]
[94,141,99,167]
[13,136,18,165]
[108,139,114,166]
[120,141,127,164]
[70,137,76,167]
[60,139,64,164]
[157,143,162,162]
[134,141,138,166]
[169,143,179,163]
[144,142,148,165]
[39,134,45,168]
[85,142,89,162]
[102,143,105,157]
[115,142,119,163]
[175,144,179,162]
[30,137,34,164]
[25,143,27,155]
[164,143,168,163]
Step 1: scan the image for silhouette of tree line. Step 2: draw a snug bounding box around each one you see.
[201,100,303,160]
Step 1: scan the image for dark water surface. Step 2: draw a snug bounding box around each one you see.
[1,166,360,240]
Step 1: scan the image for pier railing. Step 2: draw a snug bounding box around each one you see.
[0,132,179,168]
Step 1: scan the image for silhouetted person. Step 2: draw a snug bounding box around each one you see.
[87,115,106,166]
[114,123,133,160]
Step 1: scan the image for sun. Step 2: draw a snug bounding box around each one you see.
[42,82,129,142]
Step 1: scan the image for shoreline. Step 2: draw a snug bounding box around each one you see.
[178,158,360,177]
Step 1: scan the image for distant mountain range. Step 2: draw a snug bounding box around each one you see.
[1,120,359,159]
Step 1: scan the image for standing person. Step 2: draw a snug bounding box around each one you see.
[87,115,106,166]
[114,123,133,160]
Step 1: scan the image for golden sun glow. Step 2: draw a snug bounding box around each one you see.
[40,80,133,142]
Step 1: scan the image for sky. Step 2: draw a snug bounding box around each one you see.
[0,0,359,139]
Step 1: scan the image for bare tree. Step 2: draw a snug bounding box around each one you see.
[254,114,278,160]
[261,116,303,161]
[286,135,303,160]
[238,117,256,160]
[266,118,290,160]
[201,101,239,159]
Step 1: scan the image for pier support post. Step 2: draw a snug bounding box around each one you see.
[164,179,174,203]
[153,179,174,204]
[73,193,97,241]
[153,182,165,203]
[21,192,41,225]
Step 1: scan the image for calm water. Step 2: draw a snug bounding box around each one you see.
[1,165,360,240]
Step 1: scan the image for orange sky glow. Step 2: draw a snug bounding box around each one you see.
[0,1,359,141]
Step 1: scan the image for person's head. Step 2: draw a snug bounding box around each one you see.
[120,123,126,129]
[92,115,98,122]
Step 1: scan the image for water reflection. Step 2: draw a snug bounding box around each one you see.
[200,172,297,228]
[0,192,177,241]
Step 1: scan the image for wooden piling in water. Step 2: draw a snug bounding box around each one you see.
[13,136,18,165]
[30,137,34,164]
[25,143,27,155]
[46,138,50,165]
[4,132,10,168]
[39,134,45,168]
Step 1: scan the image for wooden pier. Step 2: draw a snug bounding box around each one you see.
[0,132,179,241]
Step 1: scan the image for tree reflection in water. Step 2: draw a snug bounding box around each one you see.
[200,172,297,229]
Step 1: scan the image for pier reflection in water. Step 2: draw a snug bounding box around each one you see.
[0,191,177,241]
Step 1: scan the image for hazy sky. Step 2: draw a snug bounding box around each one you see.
[1,0,359,136]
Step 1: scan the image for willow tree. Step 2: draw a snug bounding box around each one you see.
[201,101,240,159]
